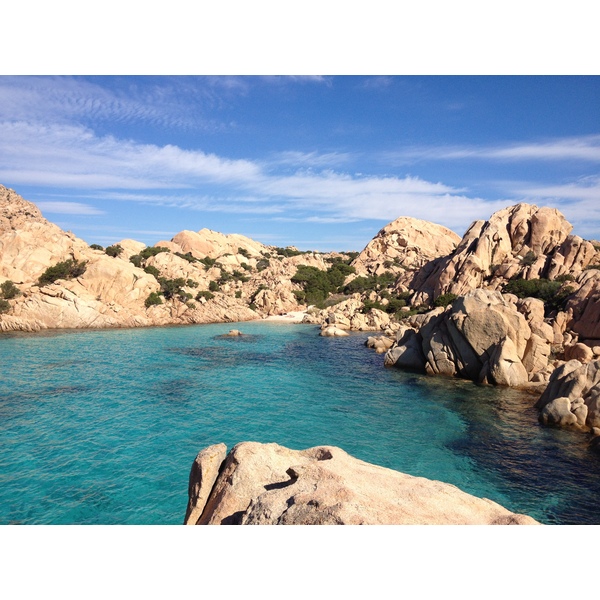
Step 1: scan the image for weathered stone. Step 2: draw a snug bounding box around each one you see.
[191,442,538,525]
[564,343,594,364]
[184,443,228,525]
[320,325,349,337]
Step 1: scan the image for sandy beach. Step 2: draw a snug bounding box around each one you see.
[262,310,308,323]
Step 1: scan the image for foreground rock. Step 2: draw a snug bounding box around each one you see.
[185,442,539,525]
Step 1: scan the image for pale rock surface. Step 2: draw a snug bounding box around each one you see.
[188,442,538,525]
[410,204,574,305]
[320,325,349,337]
[351,216,461,278]
[184,443,228,525]
[536,359,600,429]
[566,271,600,341]
[564,343,594,364]
[385,289,550,387]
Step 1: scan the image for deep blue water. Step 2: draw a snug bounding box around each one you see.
[1,321,599,525]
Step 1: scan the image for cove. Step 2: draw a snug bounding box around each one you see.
[1,321,599,525]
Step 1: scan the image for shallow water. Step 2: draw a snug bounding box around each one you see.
[1,321,599,524]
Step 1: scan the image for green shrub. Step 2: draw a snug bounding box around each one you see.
[231,270,249,283]
[434,293,458,307]
[238,247,251,259]
[105,244,123,257]
[144,265,160,278]
[90,244,104,251]
[502,278,574,313]
[584,264,600,270]
[140,246,169,260]
[292,263,357,306]
[157,277,187,301]
[208,280,220,292]
[196,290,215,301]
[554,274,575,282]
[1,280,21,299]
[0,298,10,313]
[256,258,270,271]
[343,271,395,295]
[144,292,163,308]
[186,279,199,288]
[175,252,198,263]
[520,251,538,266]
[38,259,87,286]
[129,254,143,268]
[199,256,217,270]
[235,290,242,299]
[240,262,252,271]
[274,246,304,257]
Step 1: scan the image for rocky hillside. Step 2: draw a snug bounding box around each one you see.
[184,441,538,525]
[0,184,353,332]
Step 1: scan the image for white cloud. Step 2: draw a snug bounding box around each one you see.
[35,201,105,215]
[384,135,600,164]
[1,117,597,239]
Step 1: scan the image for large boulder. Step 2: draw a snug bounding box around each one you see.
[385,289,551,387]
[351,216,461,278]
[535,359,600,429]
[185,442,538,525]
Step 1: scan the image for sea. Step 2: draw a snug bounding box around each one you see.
[1,320,599,525]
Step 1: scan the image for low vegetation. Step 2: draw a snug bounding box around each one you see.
[1,280,21,300]
[38,259,87,286]
[129,246,170,268]
[434,293,458,308]
[502,278,574,313]
[105,244,123,258]
[291,262,356,306]
[0,280,21,314]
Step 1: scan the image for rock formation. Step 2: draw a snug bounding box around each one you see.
[385,289,553,388]
[0,184,353,331]
[351,216,461,279]
[409,203,596,305]
[535,359,600,429]
[184,442,538,525]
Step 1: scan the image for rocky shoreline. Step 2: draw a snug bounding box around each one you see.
[2,182,600,442]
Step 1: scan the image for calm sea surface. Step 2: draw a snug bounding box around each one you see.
[1,321,599,525]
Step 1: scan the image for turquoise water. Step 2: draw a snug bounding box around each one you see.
[1,321,599,525]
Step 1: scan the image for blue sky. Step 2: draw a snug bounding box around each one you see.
[1,75,599,250]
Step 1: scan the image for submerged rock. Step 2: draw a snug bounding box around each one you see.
[184,441,539,525]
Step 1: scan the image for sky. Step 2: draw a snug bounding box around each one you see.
[0,75,599,251]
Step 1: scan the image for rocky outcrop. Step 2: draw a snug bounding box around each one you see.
[184,442,538,525]
[304,294,402,335]
[409,203,593,305]
[351,216,461,278]
[385,289,553,388]
[566,270,600,342]
[535,359,600,430]
[0,184,349,331]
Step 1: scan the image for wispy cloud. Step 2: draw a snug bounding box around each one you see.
[384,135,600,164]
[1,116,597,238]
[36,201,105,215]
[269,150,356,168]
